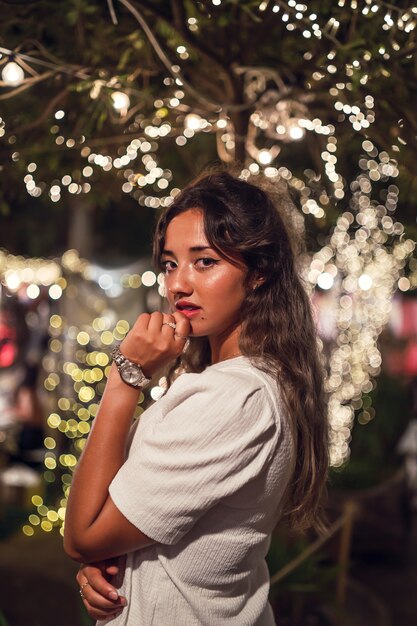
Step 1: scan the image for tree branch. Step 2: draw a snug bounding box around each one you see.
[0,70,57,100]
[10,87,69,134]
[130,0,232,87]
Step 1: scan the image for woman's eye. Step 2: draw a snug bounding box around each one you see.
[196,257,218,269]
[161,260,176,273]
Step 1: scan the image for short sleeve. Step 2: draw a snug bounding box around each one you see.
[109,368,279,545]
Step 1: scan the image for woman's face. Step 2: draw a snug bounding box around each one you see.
[161,208,248,340]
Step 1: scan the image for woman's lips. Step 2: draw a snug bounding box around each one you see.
[178,308,202,319]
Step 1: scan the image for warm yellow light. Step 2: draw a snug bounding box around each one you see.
[185,114,202,130]
[142,271,157,287]
[258,150,273,165]
[2,61,24,86]
[288,125,305,140]
[111,91,130,111]
[27,284,40,299]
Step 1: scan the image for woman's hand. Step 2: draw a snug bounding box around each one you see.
[120,311,190,378]
[77,557,127,621]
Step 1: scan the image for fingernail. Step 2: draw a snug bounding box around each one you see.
[120,598,127,606]
[109,590,119,600]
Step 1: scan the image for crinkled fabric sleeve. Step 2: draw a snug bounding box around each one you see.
[109,369,279,545]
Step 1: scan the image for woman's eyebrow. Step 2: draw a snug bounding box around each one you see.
[161,246,213,255]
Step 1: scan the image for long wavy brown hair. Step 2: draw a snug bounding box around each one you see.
[153,170,328,533]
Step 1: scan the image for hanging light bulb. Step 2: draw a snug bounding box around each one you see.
[288,124,305,140]
[1,61,24,86]
[184,113,202,130]
[258,149,273,165]
[111,91,130,113]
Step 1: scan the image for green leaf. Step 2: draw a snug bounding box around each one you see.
[118,48,133,70]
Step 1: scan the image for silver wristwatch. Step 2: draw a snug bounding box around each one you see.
[111,346,151,388]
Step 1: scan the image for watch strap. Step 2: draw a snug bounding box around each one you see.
[110,346,151,387]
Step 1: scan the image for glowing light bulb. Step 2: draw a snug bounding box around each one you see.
[142,271,156,287]
[185,113,202,130]
[2,61,24,86]
[27,284,40,299]
[5,272,20,290]
[289,125,305,140]
[317,272,334,289]
[358,274,372,290]
[111,91,130,112]
[258,150,273,165]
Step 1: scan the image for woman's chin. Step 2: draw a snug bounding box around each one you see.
[187,325,208,339]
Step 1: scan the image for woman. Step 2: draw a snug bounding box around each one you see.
[64,171,328,625]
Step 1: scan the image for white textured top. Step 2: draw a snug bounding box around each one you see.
[102,356,295,626]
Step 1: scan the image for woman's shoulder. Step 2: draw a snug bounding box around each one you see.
[207,355,276,383]
[164,356,281,416]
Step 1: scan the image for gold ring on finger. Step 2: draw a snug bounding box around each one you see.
[79,581,90,600]
[162,322,176,330]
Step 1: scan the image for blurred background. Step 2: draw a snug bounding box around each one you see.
[1,1,417,625]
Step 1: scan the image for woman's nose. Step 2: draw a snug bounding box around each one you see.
[166,265,193,296]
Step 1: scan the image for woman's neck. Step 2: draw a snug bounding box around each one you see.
[209,326,242,365]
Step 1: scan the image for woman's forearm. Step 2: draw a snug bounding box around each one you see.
[64,364,140,549]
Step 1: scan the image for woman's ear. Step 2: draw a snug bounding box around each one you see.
[250,273,265,290]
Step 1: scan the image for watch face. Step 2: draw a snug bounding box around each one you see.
[120,363,142,386]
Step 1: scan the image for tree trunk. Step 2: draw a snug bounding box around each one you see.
[67,197,93,259]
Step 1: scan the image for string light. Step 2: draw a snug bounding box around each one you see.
[1,60,24,86]
[305,148,415,466]
[184,113,204,131]
[258,149,273,165]
[0,248,166,536]
[0,1,414,213]
[111,91,130,113]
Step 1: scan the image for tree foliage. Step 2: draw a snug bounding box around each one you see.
[0,0,416,256]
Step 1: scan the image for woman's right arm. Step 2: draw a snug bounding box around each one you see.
[64,311,190,563]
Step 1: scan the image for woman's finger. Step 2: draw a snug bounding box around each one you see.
[160,313,177,335]
[105,563,119,576]
[78,562,125,603]
[147,311,164,334]
[172,311,191,340]
[83,567,124,602]
[81,582,126,611]
[134,312,151,334]
[82,599,123,622]
[105,553,126,579]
